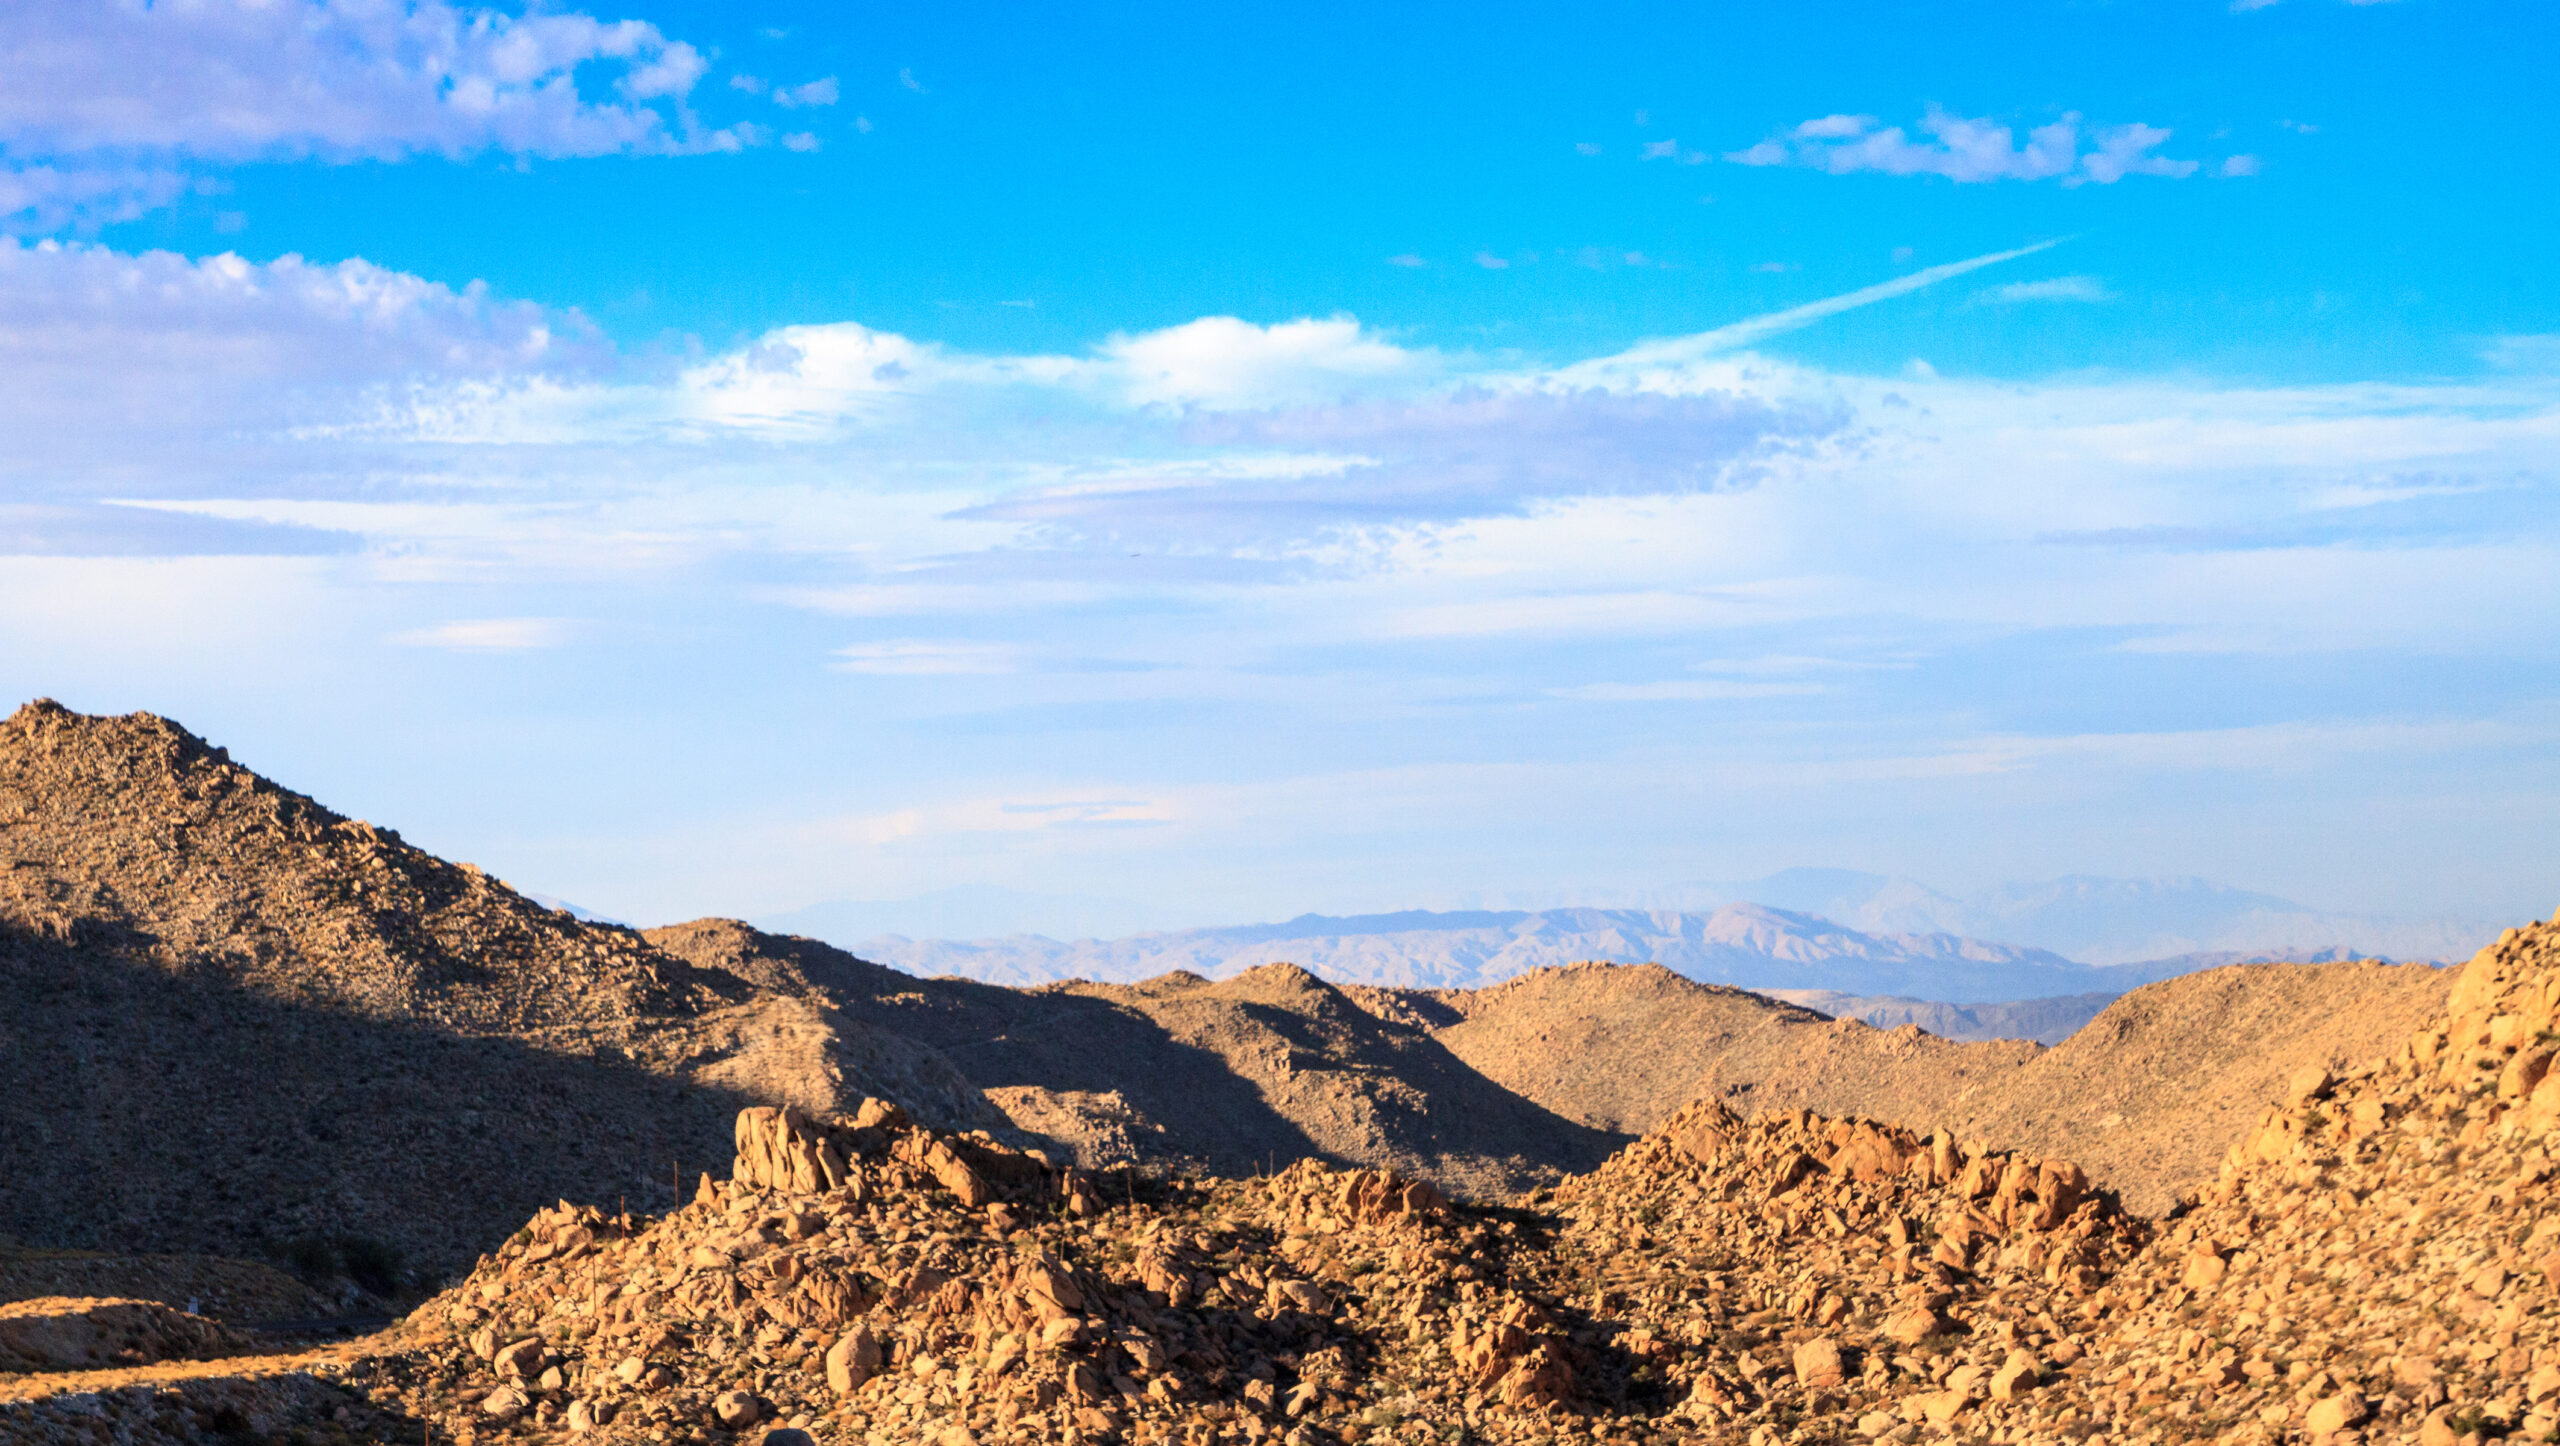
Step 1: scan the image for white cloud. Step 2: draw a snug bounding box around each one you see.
[1095,315,1435,409]
[2082,123,2198,183]
[1575,143,1603,156]
[393,618,579,651]
[1474,252,1509,270]
[1385,254,1427,268]
[0,0,755,226]
[774,77,839,109]
[782,132,821,153]
[1975,275,2114,305]
[0,238,592,467]
[2219,154,2263,178]
[1726,107,2196,185]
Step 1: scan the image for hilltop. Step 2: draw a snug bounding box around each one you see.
[0,702,1001,1284]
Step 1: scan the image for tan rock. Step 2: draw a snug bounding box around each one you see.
[712,1389,761,1427]
[2287,1065,2334,1106]
[1919,1389,1969,1425]
[1881,1305,1943,1344]
[2304,1390,2367,1435]
[1268,1279,1331,1315]
[1793,1336,1846,1389]
[1990,1349,2042,1399]
[2182,1248,2229,1289]
[480,1386,529,1421]
[492,1336,546,1378]
[825,1325,882,1394]
[2505,1047,2557,1099]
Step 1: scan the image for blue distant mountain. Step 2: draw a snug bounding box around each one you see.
[764,872,2497,1004]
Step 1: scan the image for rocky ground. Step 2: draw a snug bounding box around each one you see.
[6,914,2557,1444]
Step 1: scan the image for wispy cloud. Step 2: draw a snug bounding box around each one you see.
[1975,275,2114,305]
[394,618,579,651]
[773,77,839,109]
[1726,108,2197,185]
[834,641,1017,675]
[1561,240,2064,379]
[1550,679,1822,701]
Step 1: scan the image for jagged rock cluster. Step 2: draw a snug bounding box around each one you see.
[1516,1101,2140,1442]
[329,1093,2149,1446]
[352,1099,1489,1446]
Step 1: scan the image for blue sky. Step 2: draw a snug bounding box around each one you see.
[0,0,2553,935]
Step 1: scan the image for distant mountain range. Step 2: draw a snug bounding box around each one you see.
[837,902,2312,1002]
[1690,868,2497,966]
[767,869,2497,1006]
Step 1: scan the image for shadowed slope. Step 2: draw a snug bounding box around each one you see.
[643,923,1626,1197]
[0,703,1003,1283]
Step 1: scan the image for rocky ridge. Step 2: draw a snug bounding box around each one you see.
[9,913,2560,1446]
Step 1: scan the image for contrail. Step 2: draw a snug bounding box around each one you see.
[1566,238,2067,376]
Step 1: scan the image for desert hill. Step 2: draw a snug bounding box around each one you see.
[0,697,2469,1318]
[1940,956,2455,1214]
[1358,957,2454,1214]
[16,912,2550,1446]
[643,920,1622,1199]
[1356,962,2039,1136]
[0,702,1006,1284]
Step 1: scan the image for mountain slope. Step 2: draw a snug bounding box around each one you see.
[643,921,1624,1198]
[1359,962,2039,1135]
[1942,956,2456,1213]
[0,702,1005,1281]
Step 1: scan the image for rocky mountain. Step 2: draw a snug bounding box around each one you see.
[0,701,1005,1286]
[643,921,1620,1201]
[846,904,2186,1000]
[0,698,2487,1333]
[15,912,2554,1446]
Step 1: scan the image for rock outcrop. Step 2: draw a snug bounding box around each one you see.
[0,1298,250,1373]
